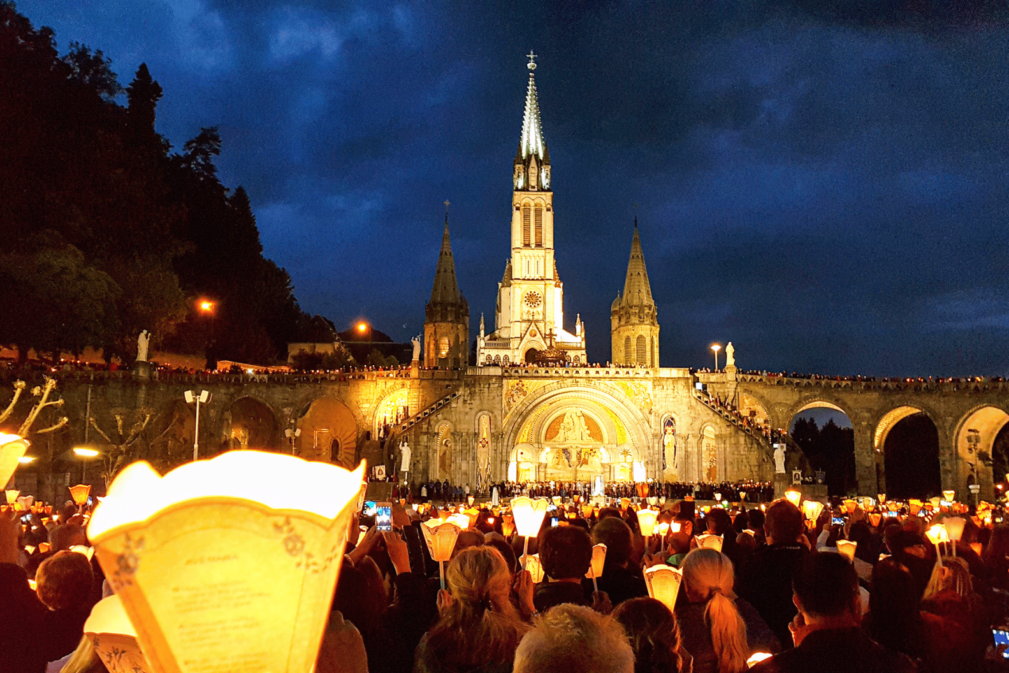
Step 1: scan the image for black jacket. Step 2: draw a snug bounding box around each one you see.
[750,627,916,673]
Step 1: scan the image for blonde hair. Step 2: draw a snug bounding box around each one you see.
[416,546,527,673]
[681,548,749,673]
[58,636,104,673]
[923,555,973,602]
[515,604,634,673]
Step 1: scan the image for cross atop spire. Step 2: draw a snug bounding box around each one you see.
[527,50,537,70]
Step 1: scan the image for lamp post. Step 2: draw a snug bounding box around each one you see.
[711,344,721,371]
[73,447,99,483]
[285,427,302,454]
[184,390,211,461]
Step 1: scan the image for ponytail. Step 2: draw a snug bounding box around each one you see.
[704,589,749,673]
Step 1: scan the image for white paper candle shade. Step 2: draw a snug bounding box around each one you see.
[521,554,546,583]
[945,517,966,542]
[421,520,462,563]
[836,540,857,561]
[925,523,949,546]
[695,534,723,552]
[87,451,366,673]
[802,500,824,522]
[5,489,19,505]
[586,544,607,579]
[0,434,28,490]
[643,565,683,612]
[69,545,95,561]
[511,497,549,538]
[637,509,658,537]
[942,490,956,503]
[85,594,153,673]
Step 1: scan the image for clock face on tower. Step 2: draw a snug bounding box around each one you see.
[524,290,542,309]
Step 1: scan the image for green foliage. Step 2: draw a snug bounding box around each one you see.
[789,416,856,496]
[0,5,328,364]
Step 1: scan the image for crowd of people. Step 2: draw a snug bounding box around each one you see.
[6,489,1009,672]
[414,480,778,503]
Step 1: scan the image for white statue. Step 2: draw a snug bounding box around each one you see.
[411,335,421,362]
[137,330,150,362]
[399,439,412,473]
[773,444,786,474]
[726,342,735,367]
[558,410,592,443]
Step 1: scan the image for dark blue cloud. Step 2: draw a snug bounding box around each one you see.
[14,0,1009,376]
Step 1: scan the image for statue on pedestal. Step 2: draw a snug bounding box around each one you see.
[399,439,411,473]
[136,330,151,363]
[411,335,421,362]
[725,342,735,367]
[773,444,786,474]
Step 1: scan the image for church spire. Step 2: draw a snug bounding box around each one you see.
[428,210,462,305]
[621,218,655,307]
[518,51,549,162]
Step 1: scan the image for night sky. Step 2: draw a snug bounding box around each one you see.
[15,1,1009,377]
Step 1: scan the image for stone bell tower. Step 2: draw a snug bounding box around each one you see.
[611,219,660,367]
[424,209,469,369]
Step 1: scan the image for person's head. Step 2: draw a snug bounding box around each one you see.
[612,598,682,673]
[514,604,634,673]
[486,536,519,576]
[705,508,732,536]
[764,500,803,545]
[49,523,87,552]
[540,525,592,580]
[419,546,527,673]
[984,525,1009,563]
[792,552,860,624]
[598,507,623,522]
[454,529,486,555]
[866,559,920,651]
[923,556,973,602]
[681,549,748,673]
[36,551,94,612]
[591,517,633,567]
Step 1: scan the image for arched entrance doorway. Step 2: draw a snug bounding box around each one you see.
[505,386,647,484]
[524,348,540,364]
[788,404,854,496]
[225,397,280,452]
[298,398,358,467]
[878,408,940,499]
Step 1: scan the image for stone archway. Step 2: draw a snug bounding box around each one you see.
[788,404,855,496]
[225,397,281,452]
[878,407,941,499]
[953,405,1009,501]
[503,383,650,483]
[298,398,359,468]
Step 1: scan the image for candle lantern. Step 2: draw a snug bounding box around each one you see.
[942,490,956,503]
[85,595,152,673]
[86,451,365,673]
[521,553,545,583]
[696,534,723,552]
[843,499,856,514]
[69,484,91,508]
[5,489,19,505]
[802,500,824,523]
[585,543,607,591]
[643,565,683,612]
[747,653,773,668]
[501,513,515,537]
[877,493,886,506]
[925,523,949,566]
[945,516,966,556]
[657,522,670,537]
[784,490,802,507]
[448,513,470,530]
[647,496,658,506]
[869,513,881,527]
[511,497,549,568]
[581,504,594,519]
[0,434,29,491]
[836,540,857,561]
[909,499,922,515]
[637,509,658,538]
[552,495,562,507]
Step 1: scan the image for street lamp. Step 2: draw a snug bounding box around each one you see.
[184,390,212,461]
[285,427,302,454]
[711,344,721,371]
[73,447,99,482]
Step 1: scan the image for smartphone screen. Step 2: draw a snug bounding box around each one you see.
[376,503,393,532]
[550,517,559,527]
[364,501,377,517]
[832,517,845,526]
[993,629,1009,657]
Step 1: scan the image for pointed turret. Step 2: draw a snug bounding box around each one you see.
[425,209,469,369]
[620,219,655,308]
[428,217,462,306]
[611,219,660,367]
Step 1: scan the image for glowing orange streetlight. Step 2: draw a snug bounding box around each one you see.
[356,321,368,334]
[711,344,722,370]
[198,300,216,314]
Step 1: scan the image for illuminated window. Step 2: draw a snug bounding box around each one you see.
[439,337,450,358]
[624,336,631,364]
[636,335,646,365]
[522,206,531,246]
[534,206,543,246]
